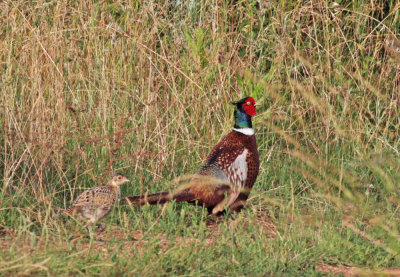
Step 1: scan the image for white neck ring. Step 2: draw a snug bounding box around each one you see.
[232,128,254,136]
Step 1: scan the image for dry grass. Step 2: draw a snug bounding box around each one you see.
[1,0,400,275]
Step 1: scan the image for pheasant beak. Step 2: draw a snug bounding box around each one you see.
[254,102,261,106]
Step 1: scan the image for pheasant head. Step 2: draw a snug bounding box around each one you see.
[231,97,261,132]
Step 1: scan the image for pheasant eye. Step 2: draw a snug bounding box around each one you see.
[247,101,251,105]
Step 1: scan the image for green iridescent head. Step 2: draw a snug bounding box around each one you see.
[231,97,260,129]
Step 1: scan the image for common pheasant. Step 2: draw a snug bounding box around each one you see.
[125,97,260,214]
[65,173,130,236]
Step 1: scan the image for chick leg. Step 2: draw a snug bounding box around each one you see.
[87,220,95,238]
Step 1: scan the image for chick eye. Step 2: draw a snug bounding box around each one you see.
[118,176,122,179]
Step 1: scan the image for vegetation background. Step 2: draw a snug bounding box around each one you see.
[1,0,400,275]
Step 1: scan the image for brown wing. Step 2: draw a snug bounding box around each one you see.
[72,188,95,207]
[72,186,116,208]
[91,186,117,207]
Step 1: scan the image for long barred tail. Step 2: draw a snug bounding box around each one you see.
[124,189,197,206]
[124,192,172,206]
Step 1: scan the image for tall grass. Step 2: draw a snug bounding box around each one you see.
[1,0,400,275]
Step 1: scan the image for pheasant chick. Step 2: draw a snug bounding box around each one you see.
[65,174,129,236]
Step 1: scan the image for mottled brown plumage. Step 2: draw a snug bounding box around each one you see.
[65,174,129,236]
[125,97,260,214]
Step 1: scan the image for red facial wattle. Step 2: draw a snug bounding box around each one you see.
[242,97,257,116]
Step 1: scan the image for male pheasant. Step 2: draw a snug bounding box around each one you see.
[65,173,130,236]
[125,97,260,214]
